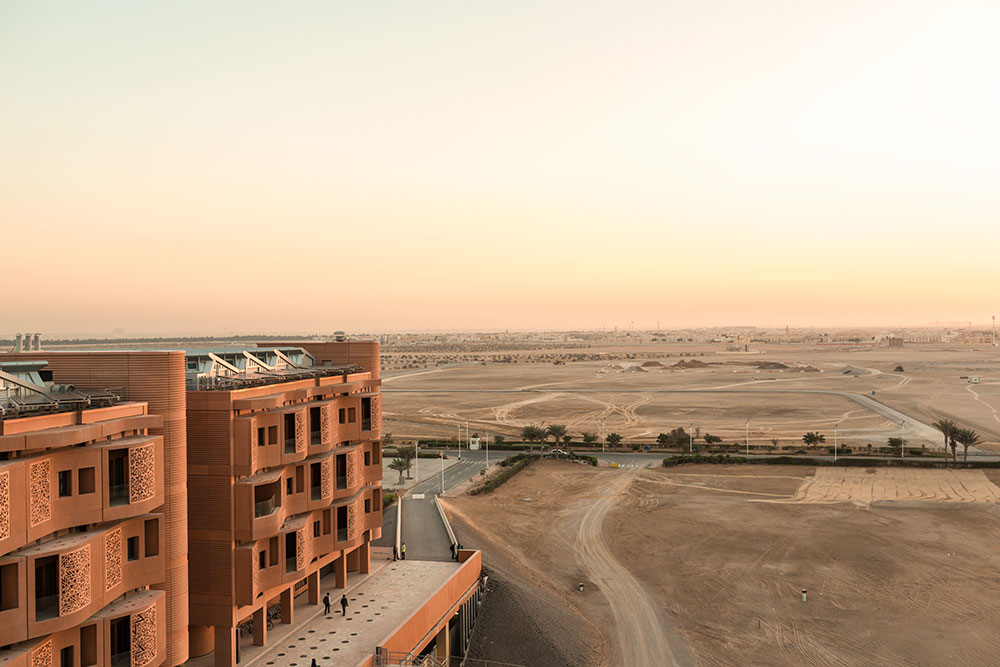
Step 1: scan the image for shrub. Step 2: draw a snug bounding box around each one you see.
[469,455,540,495]
[382,491,397,508]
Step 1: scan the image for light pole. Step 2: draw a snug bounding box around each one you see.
[689,423,693,453]
[440,448,445,495]
[485,433,489,468]
[834,426,838,462]
[457,423,462,460]
[414,440,419,481]
[745,417,750,457]
[900,420,906,460]
[601,417,606,454]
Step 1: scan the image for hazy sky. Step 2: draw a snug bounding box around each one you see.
[3,1,998,335]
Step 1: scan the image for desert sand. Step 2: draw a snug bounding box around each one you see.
[446,460,1000,666]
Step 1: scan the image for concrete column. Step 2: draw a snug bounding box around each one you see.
[433,624,450,663]
[359,540,370,574]
[252,607,266,647]
[280,587,294,625]
[213,626,236,667]
[346,547,360,572]
[307,570,320,605]
[335,554,347,589]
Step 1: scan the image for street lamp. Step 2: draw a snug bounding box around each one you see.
[689,423,693,453]
[900,420,906,460]
[745,417,750,457]
[834,426,838,462]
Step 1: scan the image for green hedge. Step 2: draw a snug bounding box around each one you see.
[470,455,540,495]
[662,455,1000,469]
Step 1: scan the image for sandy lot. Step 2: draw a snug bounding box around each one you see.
[447,460,1000,666]
[383,342,1000,450]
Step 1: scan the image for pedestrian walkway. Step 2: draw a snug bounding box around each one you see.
[400,494,453,562]
[238,560,462,667]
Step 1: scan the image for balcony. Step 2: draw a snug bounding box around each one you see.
[34,593,59,622]
[254,496,277,518]
[109,483,129,507]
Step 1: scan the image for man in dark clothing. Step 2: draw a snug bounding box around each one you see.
[392,545,398,561]
[323,592,331,615]
[449,542,455,559]
[340,594,348,616]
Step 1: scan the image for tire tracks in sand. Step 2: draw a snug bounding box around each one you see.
[574,469,692,666]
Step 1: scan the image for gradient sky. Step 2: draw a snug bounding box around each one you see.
[3,1,999,335]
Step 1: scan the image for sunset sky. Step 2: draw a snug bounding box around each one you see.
[3,1,998,335]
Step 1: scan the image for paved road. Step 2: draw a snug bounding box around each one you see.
[410,455,493,495]
[399,494,452,561]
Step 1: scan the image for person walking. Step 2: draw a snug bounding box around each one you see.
[311,659,318,667]
[449,542,455,559]
[323,592,331,615]
[392,545,398,561]
[340,594,349,617]
[401,542,406,560]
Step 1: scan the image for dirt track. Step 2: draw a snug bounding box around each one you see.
[574,469,690,666]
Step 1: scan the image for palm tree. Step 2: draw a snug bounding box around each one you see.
[606,433,623,447]
[562,434,573,446]
[770,438,779,451]
[388,458,408,485]
[955,427,982,461]
[546,424,567,448]
[398,446,415,478]
[802,432,825,447]
[932,418,958,456]
[520,425,545,454]
[582,432,598,445]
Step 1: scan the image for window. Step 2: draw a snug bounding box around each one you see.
[364,498,371,513]
[335,454,347,490]
[80,625,97,667]
[34,556,58,620]
[108,449,129,506]
[144,519,159,557]
[373,443,381,465]
[58,470,72,497]
[311,463,322,500]
[268,425,278,445]
[295,466,304,493]
[269,537,279,566]
[361,397,371,431]
[348,407,356,423]
[338,408,346,424]
[109,617,129,667]
[0,562,18,611]
[286,477,293,496]
[259,550,267,570]
[78,467,95,494]
[313,521,320,537]
[336,506,347,541]
[310,406,322,445]
[258,427,266,447]
[61,647,73,667]
[323,510,331,535]
[364,451,370,466]
[285,532,297,573]
[127,536,139,561]
[284,413,297,453]
[374,491,381,512]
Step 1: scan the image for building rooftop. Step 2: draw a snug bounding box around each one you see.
[0,359,122,419]
[184,347,363,391]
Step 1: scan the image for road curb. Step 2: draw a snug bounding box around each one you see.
[434,495,458,547]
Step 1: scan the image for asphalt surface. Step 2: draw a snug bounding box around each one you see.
[371,502,397,548]
[399,493,453,562]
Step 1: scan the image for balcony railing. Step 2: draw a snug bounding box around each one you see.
[336,475,347,490]
[311,485,322,501]
[311,429,322,445]
[109,483,130,506]
[286,556,296,574]
[111,651,130,667]
[337,527,347,542]
[284,437,297,454]
[361,418,372,431]
[254,496,277,518]
[35,593,59,621]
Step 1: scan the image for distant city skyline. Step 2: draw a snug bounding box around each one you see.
[3,1,998,332]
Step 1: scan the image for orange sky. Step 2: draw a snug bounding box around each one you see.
[3,1,998,335]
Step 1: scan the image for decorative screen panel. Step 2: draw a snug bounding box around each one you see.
[0,470,9,539]
[295,411,307,453]
[31,640,52,667]
[347,503,358,541]
[321,460,332,499]
[106,527,123,590]
[29,459,51,527]
[371,394,382,431]
[129,443,156,504]
[59,544,92,615]
[295,528,305,571]
[320,404,333,444]
[131,605,157,667]
[345,450,358,489]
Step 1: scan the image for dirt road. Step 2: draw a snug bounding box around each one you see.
[574,470,691,667]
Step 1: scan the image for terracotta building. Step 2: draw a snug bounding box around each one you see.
[0,355,184,667]
[183,344,383,666]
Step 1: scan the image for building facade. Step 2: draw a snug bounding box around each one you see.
[183,344,383,666]
[0,358,176,667]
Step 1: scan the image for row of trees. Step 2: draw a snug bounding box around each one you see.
[932,418,983,461]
